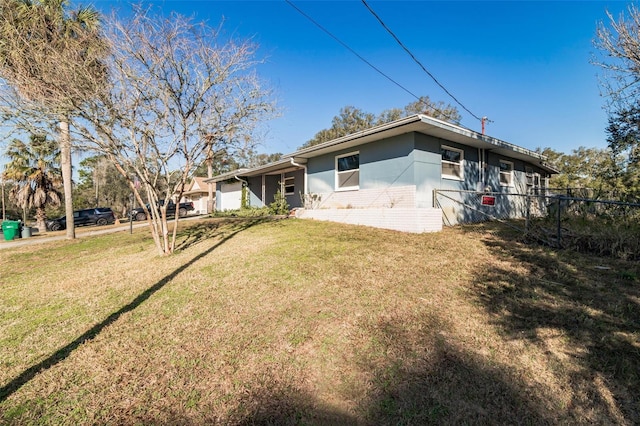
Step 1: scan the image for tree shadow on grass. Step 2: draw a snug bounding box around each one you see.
[179,313,555,425]
[353,313,554,425]
[174,217,281,251]
[122,312,553,425]
[0,218,267,403]
[463,222,640,423]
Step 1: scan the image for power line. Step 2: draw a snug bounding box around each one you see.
[361,0,483,122]
[284,0,458,122]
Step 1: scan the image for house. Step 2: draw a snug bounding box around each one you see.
[180,177,214,214]
[206,114,556,233]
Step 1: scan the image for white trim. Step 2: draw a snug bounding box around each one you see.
[335,151,360,191]
[441,145,464,181]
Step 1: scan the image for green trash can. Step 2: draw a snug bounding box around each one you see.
[2,221,20,241]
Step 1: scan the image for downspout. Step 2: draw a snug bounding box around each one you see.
[234,175,246,208]
[290,158,308,195]
[478,147,483,190]
[481,148,488,191]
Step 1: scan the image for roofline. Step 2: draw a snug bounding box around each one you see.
[203,157,310,183]
[204,168,250,183]
[206,114,557,181]
[289,114,425,158]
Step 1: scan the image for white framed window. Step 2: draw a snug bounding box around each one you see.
[499,160,514,187]
[526,166,541,190]
[335,152,359,191]
[441,146,464,180]
[525,166,534,186]
[283,176,295,195]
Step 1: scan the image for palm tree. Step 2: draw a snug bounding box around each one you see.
[0,0,106,239]
[3,134,62,232]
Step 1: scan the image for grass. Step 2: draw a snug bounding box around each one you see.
[0,217,639,425]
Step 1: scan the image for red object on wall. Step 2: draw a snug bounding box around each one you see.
[481,195,496,206]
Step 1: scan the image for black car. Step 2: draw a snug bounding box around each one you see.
[129,201,194,221]
[46,207,116,231]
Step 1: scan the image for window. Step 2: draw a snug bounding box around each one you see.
[499,160,514,187]
[336,152,359,190]
[525,167,534,187]
[441,146,463,180]
[283,177,295,195]
[526,166,541,193]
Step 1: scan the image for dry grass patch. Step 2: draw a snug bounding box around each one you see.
[0,217,638,424]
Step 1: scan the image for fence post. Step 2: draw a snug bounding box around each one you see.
[525,192,531,232]
[556,196,562,247]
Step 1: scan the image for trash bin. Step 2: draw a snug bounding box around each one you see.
[2,221,20,241]
[21,225,32,238]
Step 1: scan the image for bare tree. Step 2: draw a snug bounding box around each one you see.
[0,0,107,239]
[594,5,640,109]
[72,7,277,255]
[593,5,640,199]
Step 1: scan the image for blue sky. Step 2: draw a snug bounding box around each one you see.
[89,0,629,156]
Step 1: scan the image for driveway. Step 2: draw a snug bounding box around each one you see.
[0,215,206,250]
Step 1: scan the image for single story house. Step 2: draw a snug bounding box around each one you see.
[206,114,557,233]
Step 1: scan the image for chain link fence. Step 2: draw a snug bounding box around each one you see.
[434,189,640,260]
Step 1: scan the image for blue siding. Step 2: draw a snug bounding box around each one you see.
[303,130,550,211]
[265,175,280,206]
[485,153,548,195]
[413,133,442,207]
[285,169,304,208]
[247,176,262,207]
[307,152,335,194]
[215,182,222,210]
[307,133,416,194]
[361,134,414,189]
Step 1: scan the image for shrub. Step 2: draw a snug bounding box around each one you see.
[269,189,289,215]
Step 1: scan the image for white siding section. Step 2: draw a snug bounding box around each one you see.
[314,185,416,209]
[297,208,442,233]
[220,182,242,210]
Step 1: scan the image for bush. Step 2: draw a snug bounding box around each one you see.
[212,207,271,218]
[269,189,289,215]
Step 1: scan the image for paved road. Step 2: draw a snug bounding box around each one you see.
[0,215,206,250]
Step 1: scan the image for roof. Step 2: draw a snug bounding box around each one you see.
[182,176,212,195]
[206,114,557,183]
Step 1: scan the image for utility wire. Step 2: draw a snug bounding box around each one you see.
[284,0,457,122]
[361,0,483,122]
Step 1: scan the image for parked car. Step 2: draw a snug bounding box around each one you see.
[46,207,116,231]
[129,201,194,221]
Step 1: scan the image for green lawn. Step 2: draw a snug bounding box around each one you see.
[1,217,638,425]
